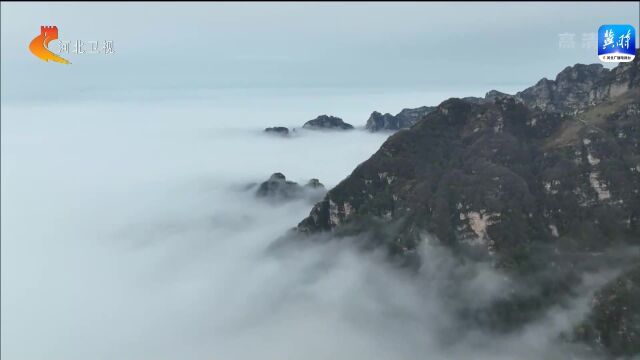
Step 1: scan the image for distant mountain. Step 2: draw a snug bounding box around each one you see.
[264,126,290,136]
[296,50,640,357]
[254,173,326,203]
[303,115,354,130]
[365,106,436,132]
[366,55,638,133]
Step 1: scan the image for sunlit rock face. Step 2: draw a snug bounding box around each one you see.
[296,51,640,355]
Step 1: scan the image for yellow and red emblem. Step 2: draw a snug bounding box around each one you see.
[29,26,71,64]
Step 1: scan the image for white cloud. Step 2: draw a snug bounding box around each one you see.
[1,90,618,360]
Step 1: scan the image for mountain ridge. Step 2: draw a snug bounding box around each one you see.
[293,51,640,357]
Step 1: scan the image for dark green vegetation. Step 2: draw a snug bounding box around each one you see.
[296,51,640,357]
[575,264,640,357]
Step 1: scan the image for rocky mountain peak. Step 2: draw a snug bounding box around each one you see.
[516,50,639,115]
[366,106,437,132]
[484,89,512,102]
[555,63,607,84]
[303,115,354,130]
[264,126,290,136]
[294,56,640,356]
[255,173,326,203]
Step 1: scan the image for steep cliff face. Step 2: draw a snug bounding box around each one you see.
[365,111,398,132]
[514,56,639,115]
[299,52,639,255]
[515,64,610,114]
[299,94,639,262]
[296,52,640,356]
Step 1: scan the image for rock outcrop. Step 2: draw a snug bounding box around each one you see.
[255,173,326,202]
[366,94,513,133]
[264,127,290,136]
[461,90,514,105]
[365,106,436,132]
[513,57,638,115]
[256,173,301,199]
[302,115,354,130]
[305,178,325,190]
[365,112,396,132]
[515,64,610,114]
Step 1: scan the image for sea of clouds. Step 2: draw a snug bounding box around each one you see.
[1,87,610,360]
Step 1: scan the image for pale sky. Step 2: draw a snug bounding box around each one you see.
[1,2,639,101]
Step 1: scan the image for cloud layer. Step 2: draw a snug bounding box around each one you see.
[1,89,616,360]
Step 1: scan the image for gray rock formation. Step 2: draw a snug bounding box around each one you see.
[365,106,436,132]
[461,90,514,105]
[256,173,302,199]
[255,173,326,202]
[512,58,638,115]
[365,94,516,133]
[302,115,354,130]
[305,178,325,190]
[515,64,609,114]
[264,127,290,136]
[365,112,396,132]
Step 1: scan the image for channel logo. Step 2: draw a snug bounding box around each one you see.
[29,25,71,64]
